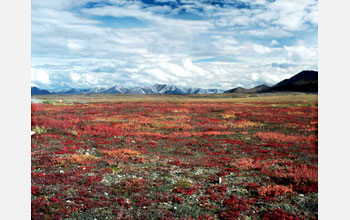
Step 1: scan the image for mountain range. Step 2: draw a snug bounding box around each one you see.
[103,84,224,95]
[31,70,318,95]
[32,84,224,95]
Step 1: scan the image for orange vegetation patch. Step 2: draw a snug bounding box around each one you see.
[255,132,316,145]
[221,113,236,119]
[277,165,317,184]
[232,158,262,170]
[230,120,261,129]
[102,149,141,157]
[65,154,100,164]
[170,108,190,113]
[258,185,293,197]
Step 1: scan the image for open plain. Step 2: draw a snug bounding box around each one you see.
[31,94,318,219]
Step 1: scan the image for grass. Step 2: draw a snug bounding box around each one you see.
[32,92,317,103]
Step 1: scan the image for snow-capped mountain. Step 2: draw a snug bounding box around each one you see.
[46,84,224,95]
[117,84,224,94]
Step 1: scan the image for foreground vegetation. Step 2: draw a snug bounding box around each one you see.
[31,94,318,219]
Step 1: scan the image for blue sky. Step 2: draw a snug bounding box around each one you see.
[31,0,318,91]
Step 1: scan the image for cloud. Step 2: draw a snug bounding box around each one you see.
[154,0,177,3]
[70,72,81,82]
[67,41,83,51]
[270,40,279,46]
[241,27,293,38]
[31,68,50,84]
[284,44,318,63]
[145,68,170,82]
[31,0,318,90]
[251,44,273,54]
[268,0,318,31]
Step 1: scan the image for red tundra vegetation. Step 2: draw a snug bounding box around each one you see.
[31,96,318,219]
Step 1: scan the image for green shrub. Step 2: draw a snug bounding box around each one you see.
[33,126,47,134]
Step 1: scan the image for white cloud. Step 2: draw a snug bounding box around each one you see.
[145,68,170,82]
[67,41,83,51]
[209,0,317,33]
[270,40,279,46]
[183,58,193,69]
[268,0,318,31]
[161,62,188,77]
[241,27,293,38]
[284,44,317,62]
[252,44,273,54]
[305,4,318,25]
[31,68,50,84]
[70,72,81,82]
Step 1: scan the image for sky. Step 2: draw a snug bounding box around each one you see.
[31,0,318,91]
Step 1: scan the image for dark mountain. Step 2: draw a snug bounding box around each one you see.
[31,87,51,95]
[266,70,318,93]
[224,84,270,94]
[224,70,318,94]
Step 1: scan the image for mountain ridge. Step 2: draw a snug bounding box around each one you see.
[34,84,225,95]
[31,70,318,96]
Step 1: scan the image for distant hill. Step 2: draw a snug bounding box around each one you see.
[224,70,318,94]
[250,84,271,93]
[224,87,247,94]
[266,70,318,93]
[31,87,51,95]
[224,84,270,94]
